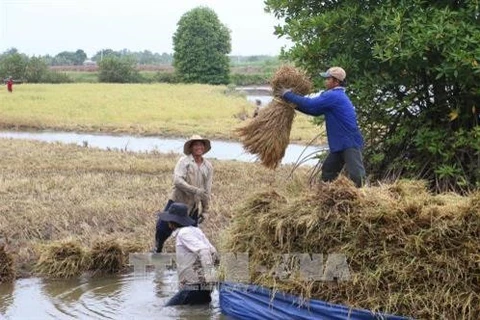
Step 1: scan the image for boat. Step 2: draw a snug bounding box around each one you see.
[219,282,411,320]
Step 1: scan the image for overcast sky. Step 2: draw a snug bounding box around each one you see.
[0,0,291,58]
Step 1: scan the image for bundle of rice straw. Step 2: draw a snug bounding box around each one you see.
[0,245,15,282]
[89,240,125,274]
[35,240,89,278]
[236,65,312,169]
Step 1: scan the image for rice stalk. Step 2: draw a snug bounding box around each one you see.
[236,65,312,169]
[89,239,125,274]
[34,240,90,278]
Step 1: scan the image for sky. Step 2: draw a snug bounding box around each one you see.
[0,0,291,58]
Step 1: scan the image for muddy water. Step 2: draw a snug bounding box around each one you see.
[0,271,223,319]
[0,131,325,167]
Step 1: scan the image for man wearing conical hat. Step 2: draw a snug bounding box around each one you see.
[154,135,214,253]
[159,202,218,306]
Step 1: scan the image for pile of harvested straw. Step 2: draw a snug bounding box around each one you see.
[222,177,480,319]
[0,245,15,282]
[89,240,125,274]
[35,241,90,278]
[236,65,312,169]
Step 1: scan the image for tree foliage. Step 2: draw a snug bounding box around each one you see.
[24,57,49,83]
[92,49,173,65]
[98,55,140,83]
[266,0,480,192]
[0,48,71,83]
[173,6,231,84]
[0,49,28,80]
[51,49,87,66]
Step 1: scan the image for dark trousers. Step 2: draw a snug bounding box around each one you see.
[321,148,366,187]
[165,289,212,306]
[154,200,199,252]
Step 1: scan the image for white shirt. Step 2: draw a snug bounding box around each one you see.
[172,226,217,288]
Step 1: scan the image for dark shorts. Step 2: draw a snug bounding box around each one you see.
[321,147,366,187]
[165,288,212,306]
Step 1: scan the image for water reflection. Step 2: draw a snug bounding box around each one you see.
[0,272,223,319]
[0,282,14,315]
[0,130,326,166]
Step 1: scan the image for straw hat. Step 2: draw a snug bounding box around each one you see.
[183,134,211,155]
[158,203,194,227]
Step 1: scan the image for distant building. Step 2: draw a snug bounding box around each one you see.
[83,59,97,66]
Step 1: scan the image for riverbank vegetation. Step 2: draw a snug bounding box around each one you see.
[1,48,279,86]
[0,83,321,144]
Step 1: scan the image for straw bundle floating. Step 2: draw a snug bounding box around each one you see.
[0,245,15,282]
[222,177,480,319]
[35,241,89,278]
[235,65,312,169]
[89,240,125,274]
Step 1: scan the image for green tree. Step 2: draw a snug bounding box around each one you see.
[266,0,480,192]
[0,49,28,80]
[73,49,87,65]
[52,51,75,65]
[24,56,48,82]
[0,49,71,83]
[53,49,87,65]
[173,6,231,84]
[92,49,122,62]
[98,55,140,83]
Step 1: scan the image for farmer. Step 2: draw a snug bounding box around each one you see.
[159,202,218,306]
[278,67,366,187]
[153,135,213,253]
[6,76,13,93]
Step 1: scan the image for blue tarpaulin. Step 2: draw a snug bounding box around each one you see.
[219,282,411,320]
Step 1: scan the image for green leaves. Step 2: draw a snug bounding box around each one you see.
[265,0,480,191]
[98,56,139,83]
[173,7,231,85]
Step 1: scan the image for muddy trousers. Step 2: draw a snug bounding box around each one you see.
[154,200,199,253]
[321,148,366,187]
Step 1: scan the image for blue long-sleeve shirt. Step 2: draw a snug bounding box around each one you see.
[283,87,364,153]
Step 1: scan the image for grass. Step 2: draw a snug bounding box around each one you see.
[0,138,310,277]
[0,83,322,144]
[64,71,161,83]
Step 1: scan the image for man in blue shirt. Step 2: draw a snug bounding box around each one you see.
[280,67,366,187]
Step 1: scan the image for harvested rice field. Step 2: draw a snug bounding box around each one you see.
[0,138,306,278]
[1,138,478,319]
